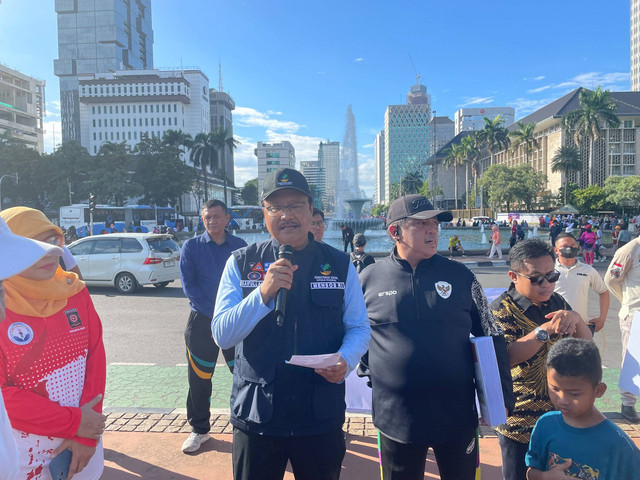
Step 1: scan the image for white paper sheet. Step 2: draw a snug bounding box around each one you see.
[619,311,640,396]
[286,352,341,369]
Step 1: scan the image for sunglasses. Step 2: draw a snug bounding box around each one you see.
[514,270,560,286]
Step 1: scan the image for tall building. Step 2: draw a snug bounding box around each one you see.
[210,85,236,186]
[254,141,296,195]
[429,116,455,157]
[0,65,45,152]
[54,0,154,143]
[318,140,340,213]
[374,130,385,204]
[454,107,515,135]
[633,0,640,90]
[78,69,210,154]
[300,160,325,208]
[383,82,431,203]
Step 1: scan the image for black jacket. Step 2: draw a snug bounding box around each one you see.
[358,250,514,444]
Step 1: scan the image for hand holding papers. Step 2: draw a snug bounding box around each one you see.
[286,352,342,369]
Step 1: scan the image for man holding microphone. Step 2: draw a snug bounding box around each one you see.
[212,167,370,480]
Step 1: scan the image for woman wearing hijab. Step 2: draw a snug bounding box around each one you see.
[0,207,107,480]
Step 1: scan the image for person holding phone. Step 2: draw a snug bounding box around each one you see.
[0,207,107,480]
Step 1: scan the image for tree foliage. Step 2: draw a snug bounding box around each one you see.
[604,175,640,209]
[241,178,259,205]
[479,164,546,210]
[571,185,615,214]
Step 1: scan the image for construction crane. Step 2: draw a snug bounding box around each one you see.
[408,52,421,84]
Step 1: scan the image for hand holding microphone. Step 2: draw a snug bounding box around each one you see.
[259,245,297,326]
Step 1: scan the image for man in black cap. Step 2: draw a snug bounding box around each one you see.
[212,167,371,480]
[358,194,514,480]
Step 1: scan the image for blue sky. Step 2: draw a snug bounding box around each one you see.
[0,0,632,196]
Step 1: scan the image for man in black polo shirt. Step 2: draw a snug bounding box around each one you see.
[490,239,593,480]
[358,194,514,480]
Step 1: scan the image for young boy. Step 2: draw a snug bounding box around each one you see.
[525,338,640,479]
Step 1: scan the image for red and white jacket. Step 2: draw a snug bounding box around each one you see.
[0,288,106,479]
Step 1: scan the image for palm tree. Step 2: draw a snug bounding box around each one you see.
[401,171,423,195]
[509,121,539,164]
[162,129,193,161]
[443,143,465,209]
[551,145,582,205]
[459,135,479,209]
[476,115,510,165]
[210,127,240,204]
[190,132,216,201]
[561,86,620,186]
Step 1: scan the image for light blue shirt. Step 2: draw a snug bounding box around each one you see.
[212,254,371,378]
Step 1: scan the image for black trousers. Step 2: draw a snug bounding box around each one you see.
[343,240,354,253]
[497,433,529,480]
[378,429,479,480]
[184,310,234,434]
[232,427,346,480]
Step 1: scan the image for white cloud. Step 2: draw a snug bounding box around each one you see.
[524,75,546,81]
[266,110,282,116]
[357,152,375,198]
[46,100,61,118]
[459,96,494,107]
[527,71,630,95]
[361,142,374,149]
[353,57,365,63]
[234,106,302,133]
[317,71,326,75]
[508,97,556,118]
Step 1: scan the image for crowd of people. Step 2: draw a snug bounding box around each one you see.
[1,167,639,479]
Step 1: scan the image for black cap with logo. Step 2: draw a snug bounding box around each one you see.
[386,194,453,227]
[261,167,312,202]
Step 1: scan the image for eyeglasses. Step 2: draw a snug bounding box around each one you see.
[264,202,307,217]
[514,270,560,286]
[311,221,325,228]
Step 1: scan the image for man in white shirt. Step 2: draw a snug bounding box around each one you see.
[553,233,609,332]
[605,236,640,423]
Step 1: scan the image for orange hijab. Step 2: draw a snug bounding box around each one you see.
[1,207,85,317]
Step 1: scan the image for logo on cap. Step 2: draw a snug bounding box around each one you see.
[277,173,293,186]
[411,197,431,212]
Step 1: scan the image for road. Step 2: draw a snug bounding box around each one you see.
[89,262,626,412]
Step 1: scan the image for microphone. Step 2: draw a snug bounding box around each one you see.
[275,244,294,327]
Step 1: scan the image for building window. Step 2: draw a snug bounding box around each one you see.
[110,119,113,127]
[151,118,154,126]
[98,106,101,114]
[92,106,95,114]
[162,118,166,126]
[94,146,97,154]
[145,119,148,126]
[128,119,131,126]
[118,86,121,94]
[110,132,114,140]
[156,105,159,113]
[128,131,131,140]
[109,106,113,114]
[138,105,142,113]
[174,117,177,125]
[127,105,130,113]
[625,120,634,128]
[133,118,137,126]
[134,131,137,139]
[93,119,96,127]
[117,132,120,140]
[266,152,280,158]
[174,104,177,112]
[116,119,119,127]
[93,132,96,140]
[144,105,148,113]
[99,132,102,140]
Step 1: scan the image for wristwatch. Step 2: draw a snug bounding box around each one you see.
[534,326,549,343]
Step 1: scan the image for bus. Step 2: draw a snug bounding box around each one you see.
[228,206,264,230]
[59,204,177,237]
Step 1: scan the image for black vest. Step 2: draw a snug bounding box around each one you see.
[230,235,349,436]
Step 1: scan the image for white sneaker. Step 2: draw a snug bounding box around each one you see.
[181,432,211,453]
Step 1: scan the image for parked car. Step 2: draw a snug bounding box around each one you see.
[471,216,494,225]
[67,233,181,294]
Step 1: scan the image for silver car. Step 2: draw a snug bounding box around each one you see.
[67,233,180,294]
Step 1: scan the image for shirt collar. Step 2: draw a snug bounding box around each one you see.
[202,230,227,245]
[506,283,552,311]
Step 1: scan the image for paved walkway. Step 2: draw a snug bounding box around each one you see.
[101,412,640,479]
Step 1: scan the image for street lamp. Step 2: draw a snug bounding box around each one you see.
[0,173,19,211]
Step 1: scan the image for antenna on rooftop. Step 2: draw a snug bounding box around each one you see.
[219,59,223,92]
[408,52,421,84]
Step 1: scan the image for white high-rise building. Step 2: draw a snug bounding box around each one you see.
[429,116,455,156]
[633,0,640,90]
[55,0,154,143]
[454,107,515,135]
[318,140,340,213]
[0,65,45,152]
[300,160,325,208]
[255,141,296,196]
[374,130,385,204]
[78,69,210,155]
[384,83,431,203]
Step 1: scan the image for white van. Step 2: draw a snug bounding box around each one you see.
[67,233,180,294]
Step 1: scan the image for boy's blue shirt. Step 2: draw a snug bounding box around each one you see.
[526,411,640,479]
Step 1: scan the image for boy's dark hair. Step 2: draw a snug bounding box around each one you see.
[554,232,576,243]
[202,199,228,214]
[509,239,556,273]
[547,338,602,386]
[312,208,324,220]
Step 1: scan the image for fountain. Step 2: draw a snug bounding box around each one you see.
[328,105,384,233]
[481,233,489,244]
